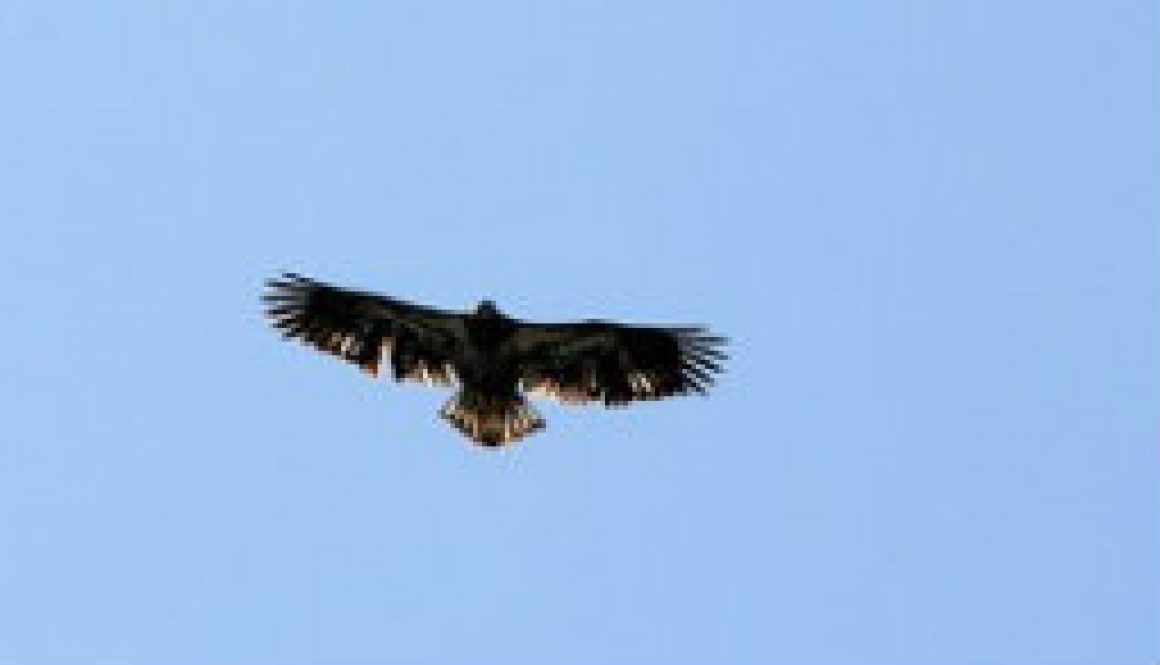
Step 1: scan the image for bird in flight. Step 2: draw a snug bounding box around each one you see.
[262,273,727,447]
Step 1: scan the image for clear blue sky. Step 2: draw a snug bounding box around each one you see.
[2,1,1156,663]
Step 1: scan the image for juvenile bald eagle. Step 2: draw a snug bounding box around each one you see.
[262,273,727,447]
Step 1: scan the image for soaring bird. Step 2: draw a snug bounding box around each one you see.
[262,273,727,447]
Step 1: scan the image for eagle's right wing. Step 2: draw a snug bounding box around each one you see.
[505,320,727,406]
[262,273,467,386]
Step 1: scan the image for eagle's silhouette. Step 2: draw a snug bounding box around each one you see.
[263,273,727,446]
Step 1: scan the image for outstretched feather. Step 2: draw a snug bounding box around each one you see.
[262,273,466,385]
[506,321,727,406]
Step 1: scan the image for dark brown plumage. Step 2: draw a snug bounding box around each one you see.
[262,273,727,446]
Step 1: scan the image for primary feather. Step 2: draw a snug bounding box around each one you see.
[263,273,727,446]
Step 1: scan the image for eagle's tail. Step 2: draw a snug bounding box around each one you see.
[439,392,545,447]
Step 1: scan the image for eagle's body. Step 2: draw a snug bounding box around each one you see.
[439,301,545,444]
[263,273,726,446]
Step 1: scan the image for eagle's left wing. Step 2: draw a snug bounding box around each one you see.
[263,273,466,386]
[505,320,727,406]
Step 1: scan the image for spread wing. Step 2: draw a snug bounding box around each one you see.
[506,321,727,406]
[262,273,467,386]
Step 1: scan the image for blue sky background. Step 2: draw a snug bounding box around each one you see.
[2,1,1157,663]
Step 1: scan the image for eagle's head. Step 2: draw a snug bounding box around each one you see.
[474,299,501,318]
